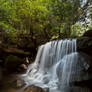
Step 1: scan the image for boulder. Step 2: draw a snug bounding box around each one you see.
[24,85,47,92]
[77,37,92,56]
[77,29,92,56]
[73,52,92,92]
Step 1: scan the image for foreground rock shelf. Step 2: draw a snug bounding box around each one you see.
[0,73,46,92]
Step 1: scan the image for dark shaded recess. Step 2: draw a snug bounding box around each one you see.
[83,30,92,37]
[77,30,92,56]
[77,37,92,56]
[74,79,92,92]
[0,46,32,73]
[17,35,37,57]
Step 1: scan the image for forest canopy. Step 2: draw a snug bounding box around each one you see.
[0,0,92,46]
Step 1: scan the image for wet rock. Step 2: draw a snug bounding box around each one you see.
[18,64,28,72]
[57,52,92,84]
[17,57,31,73]
[7,86,48,92]
[25,57,30,65]
[7,88,18,92]
[25,85,47,92]
[14,79,26,89]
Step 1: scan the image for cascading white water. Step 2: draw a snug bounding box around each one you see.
[23,39,90,92]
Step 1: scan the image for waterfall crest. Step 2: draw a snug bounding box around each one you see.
[23,39,90,92]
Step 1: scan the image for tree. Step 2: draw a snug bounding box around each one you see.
[48,0,92,37]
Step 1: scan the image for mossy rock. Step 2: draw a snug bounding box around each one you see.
[5,55,22,72]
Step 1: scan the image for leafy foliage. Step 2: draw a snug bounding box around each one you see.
[0,0,92,47]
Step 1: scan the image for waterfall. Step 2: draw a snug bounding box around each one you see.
[23,39,90,92]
